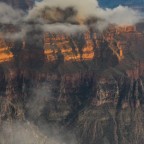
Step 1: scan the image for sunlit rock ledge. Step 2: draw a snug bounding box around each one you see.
[0,25,143,64]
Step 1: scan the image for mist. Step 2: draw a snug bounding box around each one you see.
[0,121,77,144]
[0,82,77,144]
[26,0,142,30]
[0,2,23,25]
[0,0,142,39]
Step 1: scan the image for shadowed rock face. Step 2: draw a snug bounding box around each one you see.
[11,42,44,72]
[0,23,144,143]
[1,1,144,144]
[0,66,144,144]
[22,30,45,70]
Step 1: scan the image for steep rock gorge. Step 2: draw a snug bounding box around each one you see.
[0,25,144,143]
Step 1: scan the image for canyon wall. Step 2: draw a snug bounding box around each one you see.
[1,1,144,144]
[0,24,144,144]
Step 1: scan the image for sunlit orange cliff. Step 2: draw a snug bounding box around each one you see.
[0,25,143,64]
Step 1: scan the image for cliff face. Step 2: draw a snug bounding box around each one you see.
[44,25,142,63]
[0,37,13,62]
[0,24,144,144]
[1,2,144,144]
[0,67,144,144]
[1,25,143,64]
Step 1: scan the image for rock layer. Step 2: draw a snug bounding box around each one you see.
[0,24,144,144]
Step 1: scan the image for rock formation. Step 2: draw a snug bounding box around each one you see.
[1,0,144,143]
[0,22,144,143]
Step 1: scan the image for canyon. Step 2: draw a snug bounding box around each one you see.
[0,23,144,144]
[0,1,144,144]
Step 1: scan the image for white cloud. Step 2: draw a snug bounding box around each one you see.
[0,2,23,24]
[0,0,142,37]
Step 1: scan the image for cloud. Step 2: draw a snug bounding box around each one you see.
[99,5,142,26]
[0,121,77,144]
[43,23,88,34]
[0,82,78,144]
[2,30,26,40]
[0,0,142,38]
[26,82,52,119]
[0,2,23,25]
[26,0,99,23]
[26,0,142,31]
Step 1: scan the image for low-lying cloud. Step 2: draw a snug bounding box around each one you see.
[0,2,23,25]
[27,0,142,29]
[0,121,77,144]
[0,0,142,38]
